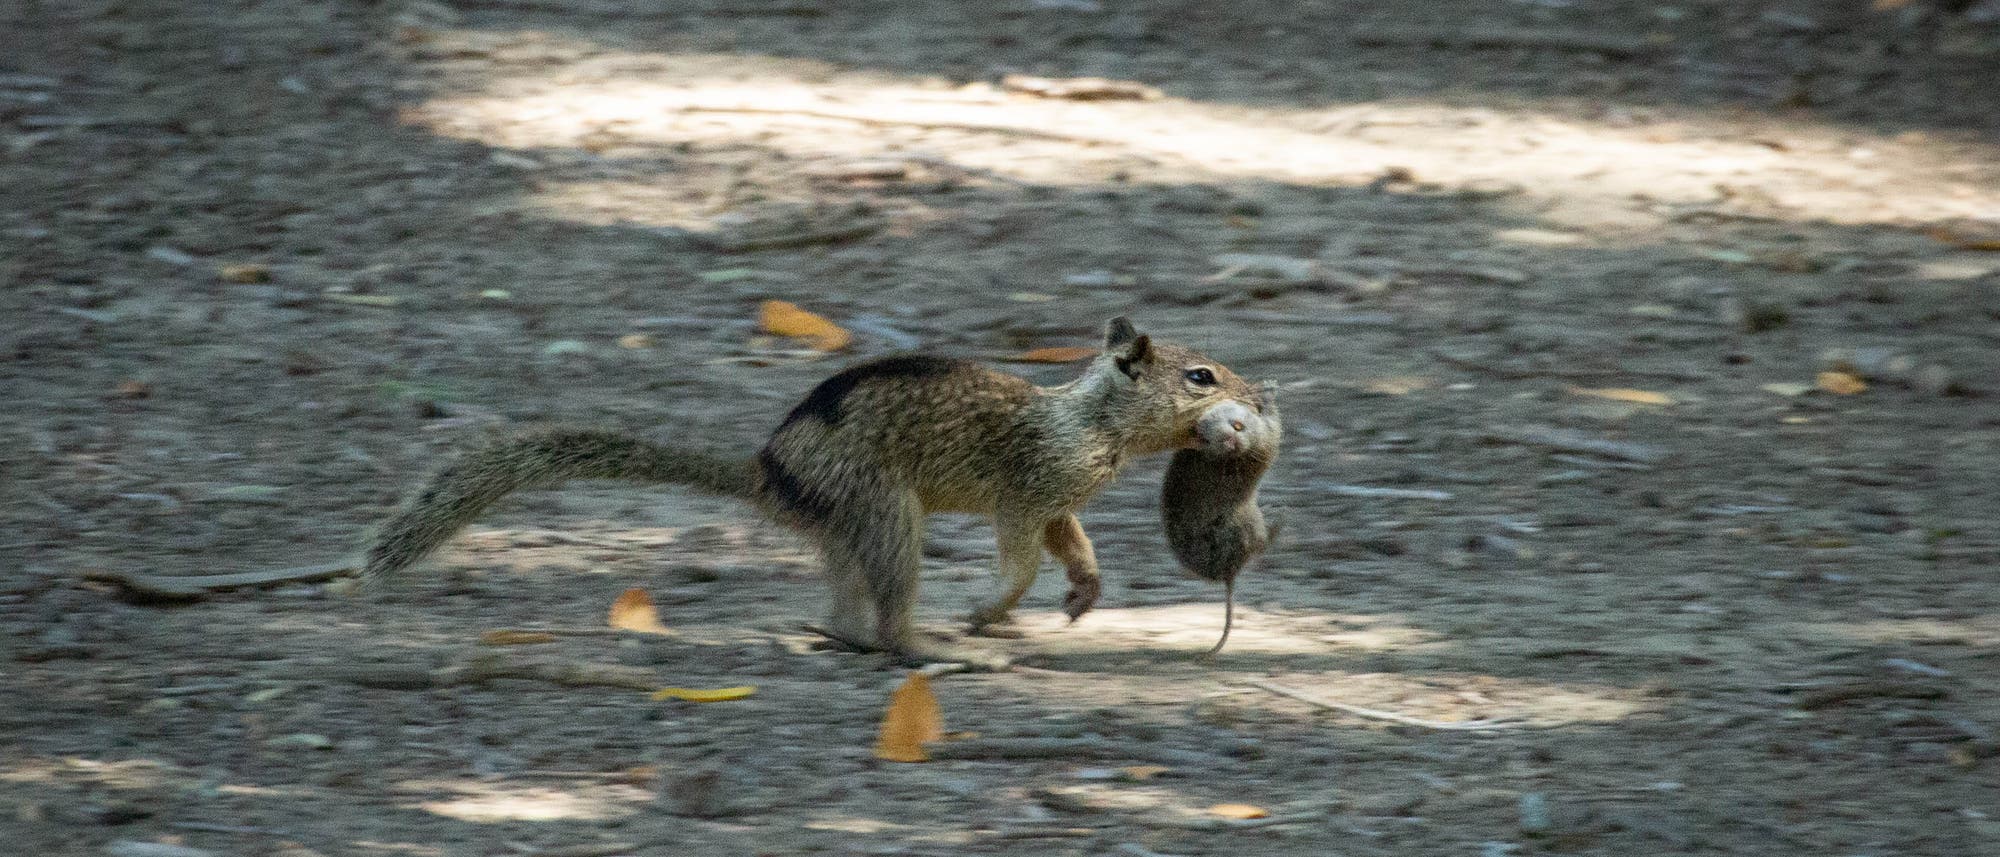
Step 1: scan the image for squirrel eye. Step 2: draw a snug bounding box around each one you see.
[1184,368,1216,386]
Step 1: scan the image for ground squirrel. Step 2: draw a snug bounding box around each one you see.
[1161,381,1281,655]
[361,317,1260,667]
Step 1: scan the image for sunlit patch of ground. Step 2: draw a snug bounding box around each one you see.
[1014,603,1450,657]
[1007,606,1650,727]
[400,33,2000,240]
[399,778,651,822]
[0,756,180,790]
[1783,616,2000,647]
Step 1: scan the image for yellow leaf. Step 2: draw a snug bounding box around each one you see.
[608,588,671,635]
[759,300,852,351]
[1566,386,1674,406]
[1121,765,1170,781]
[480,630,557,646]
[1816,371,1867,396]
[873,672,945,763]
[1209,803,1269,819]
[219,263,271,283]
[651,686,757,703]
[1003,346,1098,364]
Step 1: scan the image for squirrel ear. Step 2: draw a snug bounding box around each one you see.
[1104,316,1140,350]
[1112,334,1151,380]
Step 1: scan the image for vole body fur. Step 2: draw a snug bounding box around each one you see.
[1161,382,1282,584]
[361,317,1259,666]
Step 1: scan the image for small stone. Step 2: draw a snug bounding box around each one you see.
[665,768,729,818]
[105,843,217,857]
[1518,792,1552,835]
[144,246,196,266]
[267,732,334,751]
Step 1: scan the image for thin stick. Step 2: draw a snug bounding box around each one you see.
[680,105,1124,148]
[83,561,355,599]
[1248,680,1522,731]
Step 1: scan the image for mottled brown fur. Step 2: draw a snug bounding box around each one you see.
[360,317,1258,667]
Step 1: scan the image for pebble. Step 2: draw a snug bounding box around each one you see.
[105,843,218,857]
[1517,792,1551,835]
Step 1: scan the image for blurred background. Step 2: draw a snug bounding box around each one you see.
[6,1,2000,854]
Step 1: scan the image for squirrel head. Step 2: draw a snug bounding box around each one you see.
[1094,317,1261,454]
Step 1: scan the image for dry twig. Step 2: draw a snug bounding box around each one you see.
[1249,680,1522,731]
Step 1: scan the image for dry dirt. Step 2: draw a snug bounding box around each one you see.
[6,1,2000,855]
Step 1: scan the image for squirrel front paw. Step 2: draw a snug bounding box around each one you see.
[1061,575,1101,622]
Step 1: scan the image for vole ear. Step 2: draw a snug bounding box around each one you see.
[1256,380,1281,415]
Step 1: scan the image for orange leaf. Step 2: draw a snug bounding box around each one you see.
[1816,371,1867,396]
[872,672,945,763]
[608,588,672,635]
[759,300,852,351]
[1209,803,1269,819]
[480,630,557,646]
[1004,346,1098,363]
[1565,386,1674,406]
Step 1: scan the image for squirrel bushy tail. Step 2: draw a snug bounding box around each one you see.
[361,428,754,587]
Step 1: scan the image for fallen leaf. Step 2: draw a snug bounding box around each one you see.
[1209,803,1270,819]
[219,263,271,283]
[480,630,557,646]
[1121,765,1170,781]
[759,300,852,351]
[1363,376,1434,396]
[1003,346,1098,363]
[1817,371,1867,396]
[617,333,654,350]
[700,267,761,284]
[324,293,402,307]
[651,686,757,703]
[613,765,659,785]
[873,672,945,763]
[1926,224,2000,251]
[1566,386,1674,406]
[608,588,672,635]
[112,380,151,399]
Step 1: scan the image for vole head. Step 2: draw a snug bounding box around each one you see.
[1190,381,1282,456]
[1096,317,1260,454]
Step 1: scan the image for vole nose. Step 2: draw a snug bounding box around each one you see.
[1229,419,1246,433]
